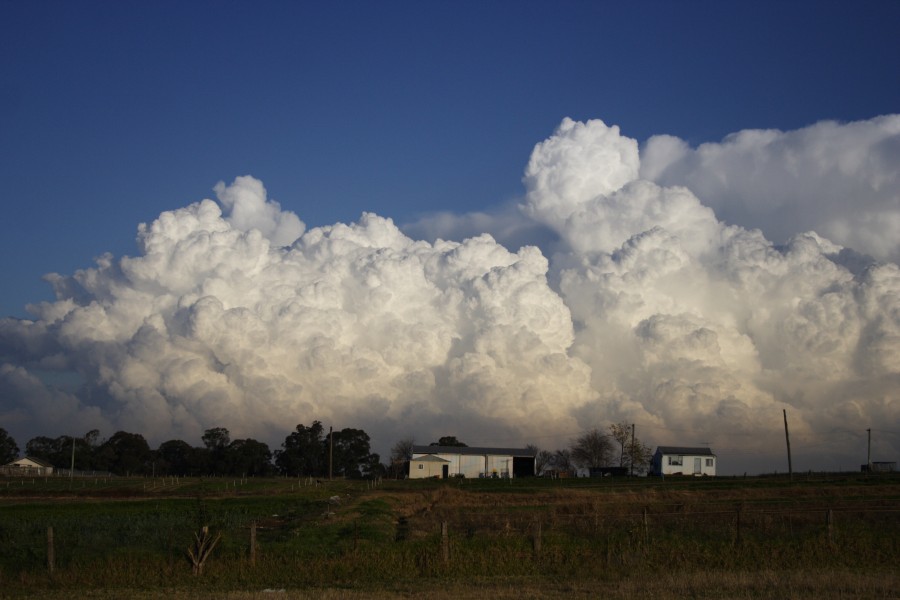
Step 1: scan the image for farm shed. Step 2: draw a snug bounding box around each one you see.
[651,446,716,477]
[410,445,536,479]
[1,456,55,476]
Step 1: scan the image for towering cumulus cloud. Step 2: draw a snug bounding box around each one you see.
[1,116,898,473]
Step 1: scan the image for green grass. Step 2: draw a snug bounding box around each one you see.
[1,474,898,597]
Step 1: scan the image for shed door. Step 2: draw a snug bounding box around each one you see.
[442,464,449,479]
[693,457,701,474]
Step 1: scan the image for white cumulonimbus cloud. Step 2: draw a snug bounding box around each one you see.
[640,115,900,263]
[1,116,898,473]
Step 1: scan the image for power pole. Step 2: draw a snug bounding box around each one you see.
[70,435,75,480]
[630,424,636,476]
[783,409,793,481]
[867,428,872,474]
[329,426,333,481]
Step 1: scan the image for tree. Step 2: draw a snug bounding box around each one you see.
[228,438,273,476]
[552,448,573,474]
[201,427,232,475]
[0,428,19,463]
[275,421,326,476]
[25,435,68,466]
[431,436,466,447]
[608,422,653,475]
[389,438,414,479]
[157,439,198,476]
[327,427,377,478]
[570,429,613,471]
[201,427,231,450]
[95,431,151,475]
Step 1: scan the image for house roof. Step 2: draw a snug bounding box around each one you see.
[410,454,451,463]
[413,445,536,457]
[5,456,54,468]
[655,446,715,456]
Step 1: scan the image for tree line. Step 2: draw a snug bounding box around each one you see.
[0,422,382,479]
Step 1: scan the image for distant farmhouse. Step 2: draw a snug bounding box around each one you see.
[651,446,716,477]
[409,445,536,479]
[1,456,55,477]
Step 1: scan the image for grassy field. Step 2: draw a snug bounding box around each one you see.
[1,474,898,598]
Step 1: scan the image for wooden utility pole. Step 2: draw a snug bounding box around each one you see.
[783,409,793,481]
[329,426,333,481]
[867,428,872,473]
[70,436,75,481]
[630,424,636,476]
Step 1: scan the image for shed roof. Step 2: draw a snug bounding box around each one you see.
[655,446,715,456]
[4,456,54,468]
[410,454,451,463]
[413,445,536,457]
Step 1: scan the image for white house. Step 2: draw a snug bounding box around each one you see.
[651,446,716,477]
[409,445,536,479]
[1,456,55,476]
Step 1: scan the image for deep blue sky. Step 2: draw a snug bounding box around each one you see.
[2,0,898,319]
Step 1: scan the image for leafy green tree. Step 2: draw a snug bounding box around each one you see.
[570,429,613,471]
[327,427,377,478]
[275,421,326,476]
[0,428,19,463]
[25,435,68,466]
[228,438,273,476]
[156,439,198,476]
[201,427,232,475]
[95,431,151,475]
[431,436,466,447]
[25,432,98,469]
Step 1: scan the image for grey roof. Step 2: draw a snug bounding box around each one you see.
[413,445,536,457]
[655,446,715,456]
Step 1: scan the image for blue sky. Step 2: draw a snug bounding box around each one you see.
[2,0,898,319]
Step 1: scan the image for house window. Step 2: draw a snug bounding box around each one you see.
[668,456,683,466]
[705,458,714,467]
[417,464,424,470]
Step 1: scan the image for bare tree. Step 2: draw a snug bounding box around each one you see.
[527,444,553,476]
[552,448,573,475]
[570,428,613,471]
[389,438,414,479]
[608,422,653,474]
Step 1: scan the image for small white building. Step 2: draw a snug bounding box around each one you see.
[409,445,536,479]
[651,446,716,477]
[1,456,55,476]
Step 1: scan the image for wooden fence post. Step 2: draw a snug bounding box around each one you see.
[47,526,55,574]
[734,505,742,546]
[826,509,834,544]
[642,507,649,545]
[532,520,542,557]
[250,521,257,566]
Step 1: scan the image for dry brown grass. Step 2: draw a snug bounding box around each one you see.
[15,570,900,600]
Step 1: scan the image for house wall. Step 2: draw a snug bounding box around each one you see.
[656,453,716,476]
[2,458,54,476]
[412,452,518,478]
[409,459,447,479]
